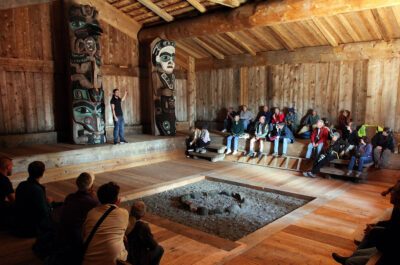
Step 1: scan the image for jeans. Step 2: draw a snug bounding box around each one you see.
[226,135,239,151]
[348,156,373,172]
[274,137,291,154]
[113,115,125,143]
[241,119,250,131]
[306,142,324,159]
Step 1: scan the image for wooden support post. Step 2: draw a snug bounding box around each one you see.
[187,56,196,127]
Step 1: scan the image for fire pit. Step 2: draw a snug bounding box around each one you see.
[129,179,313,241]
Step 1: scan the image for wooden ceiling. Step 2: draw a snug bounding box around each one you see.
[106,0,239,26]
[174,5,400,61]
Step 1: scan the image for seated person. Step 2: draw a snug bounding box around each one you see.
[298,110,320,138]
[303,132,348,178]
[346,137,373,178]
[270,122,295,156]
[256,105,272,124]
[59,172,99,246]
[14,161,52,237]
[332,181,400,265]
[186,126,201,153]
[222,107,236,133]
[239,105,254,131]
[195,124,211,153]
[344,123,360,154]
[127,201,164,265]
[83,182,129,265]
[0,156,15,229]
[337,110,351,133]
[305,120,330,159]
[285,108,298,133]
[270,107,285,131]
[226,114,245,155]
[372,127,395,168]
[248,116,269,158]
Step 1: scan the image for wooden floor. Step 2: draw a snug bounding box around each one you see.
[2,156,399,265]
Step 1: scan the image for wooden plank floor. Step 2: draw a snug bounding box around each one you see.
[1,157,399,265]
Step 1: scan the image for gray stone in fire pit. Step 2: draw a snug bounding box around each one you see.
[226,204,241,214]
[197,206,209,216]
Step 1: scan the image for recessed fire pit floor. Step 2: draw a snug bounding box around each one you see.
[131,179,313,241]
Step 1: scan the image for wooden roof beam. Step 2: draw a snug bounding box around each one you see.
[137,0,174,22]
[192,37,224,59]
[139,0,400,42]
[186,0,206,13]
[267,27,295,52]
[208,0,240,8]
[225,32,256,56]
[313,18,339,47]
[371,9,391,42]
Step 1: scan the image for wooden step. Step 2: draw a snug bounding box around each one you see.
[188,151,225,162]
[206,144,227,154]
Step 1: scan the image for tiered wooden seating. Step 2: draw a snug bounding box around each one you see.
[320,158,374,182]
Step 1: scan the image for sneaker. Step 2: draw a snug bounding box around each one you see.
[225,149,232,155]
[247,151,254,157]
[272,152,279,156]
[355,171,362,178]
[187,149,194,152]
[331,253,348,264]
[200,148,207,154]
[221,129,227,133]
[120,141,125,144]
[195,148,201,153]
[345,170,353,176]
[307,172,317,178]
[302,172,309,177]
[232,151,238,155]
[120,140,128,143]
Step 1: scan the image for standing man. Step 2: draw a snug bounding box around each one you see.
[110,88,128,145]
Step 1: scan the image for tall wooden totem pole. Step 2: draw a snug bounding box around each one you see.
[151,39,177,136]
[68,4,106,144]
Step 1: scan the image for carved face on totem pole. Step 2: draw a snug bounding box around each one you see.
[151,39,177,136]
[69,5,106,144]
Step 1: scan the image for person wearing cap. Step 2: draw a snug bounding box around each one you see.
[285,108,298,133]
[59,172,99,246]
[269,122,295,156]
[127,201,164,265]
[371,127,395,168]
[303,132,348,178]
[305,120,330,160]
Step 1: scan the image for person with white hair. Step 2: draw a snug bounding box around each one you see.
[127,200,164,265]
[305,119,330,159]
[303,132,348,178]
[59,172,99,245]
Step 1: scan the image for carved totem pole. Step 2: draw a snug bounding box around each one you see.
[151,40,176,136]
[68,5,106,144]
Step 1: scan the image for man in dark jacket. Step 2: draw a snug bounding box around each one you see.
[226,114,245,155]
[270,122,295,156]
[255,105,272,125]
[372,127,395,168]
[0,156,15,229]
[127,201,164,265]
[303,132,348,178]
[222,107,236,133]
[14,161,51,237]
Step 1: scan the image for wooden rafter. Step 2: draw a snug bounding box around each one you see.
[371,9,391,41]
[225,32,256,56]
[312,18,339,47]
[186,0,206,13]
[267,26,295,52]
[137,0,174,22]
[192,37,224,59]
[139,0,400,41]
[208,0,240,8]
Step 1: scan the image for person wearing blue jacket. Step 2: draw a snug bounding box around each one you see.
[270,122,295,156]
[346,136,373,178]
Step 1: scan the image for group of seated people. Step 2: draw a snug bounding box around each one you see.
[331,180,400,265]
[220,106,396,177]
[0,157,163,265]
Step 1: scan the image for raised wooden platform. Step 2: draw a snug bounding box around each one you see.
[2,157,399,265]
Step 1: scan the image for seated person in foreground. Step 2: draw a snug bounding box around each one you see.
[226,114,245,155]
[0,156,15,229]
[248,116,269,158]
[305,120,330,160]
[239,105,254,131]
[14,161,52,237]
[332,181,400,265]
[59,172,99,246]
[269,122,295,156]
[303,132,348,178]
[222,107,236,133]
[195,124,211,153]
[256,105,272,124]
[298,109,320,138]
[127,201,164,265]
[82,182,129,265]
[285,108,298,133]
[346,137,373,178]
[372,127,395,168]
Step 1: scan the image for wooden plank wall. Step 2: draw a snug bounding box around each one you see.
[196,58,400,132]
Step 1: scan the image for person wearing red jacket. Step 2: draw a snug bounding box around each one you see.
[270,107,285,131]
[305,120,330,159]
